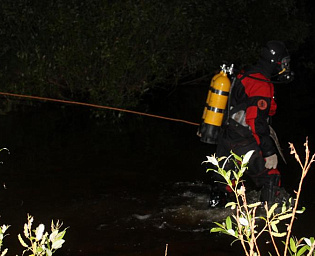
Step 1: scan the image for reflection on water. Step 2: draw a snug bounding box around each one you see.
[158,181,233,231]
[132,181,291,233]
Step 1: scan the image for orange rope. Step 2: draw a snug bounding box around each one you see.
[0,91,199,126]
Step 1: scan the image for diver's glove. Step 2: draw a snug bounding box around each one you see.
[265,154,278,169]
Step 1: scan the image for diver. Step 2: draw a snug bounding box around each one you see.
[201,41,294,207]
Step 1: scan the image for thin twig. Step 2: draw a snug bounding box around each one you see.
[241,192,255,256]
[265,203,281,256]
[284,139,315,256]
[164,244,168,256]
[251,207,261,256]
[237,208,250,256]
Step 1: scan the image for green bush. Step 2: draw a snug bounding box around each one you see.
[203,138,315,256]
[0,214,67,256]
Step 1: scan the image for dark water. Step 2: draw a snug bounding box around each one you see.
[0,103,314,256]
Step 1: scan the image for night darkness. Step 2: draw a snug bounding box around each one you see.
[0,1,315,256]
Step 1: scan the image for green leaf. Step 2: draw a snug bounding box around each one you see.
[230,151,242,162]
[271,219,280,225]
[46,249,52,256]
[225,202,237,209]
[297,245,309,256]
[36,246,44,253]
[52,239,65,250]
[271,231,287,237]
[296,207,306,214]
[56,230,67,241]
[278,213,293,220]
[290,237,297,253]
[239,217,249,226]
[218,156,228,162]
[50,229,67,243]
[225,170,231,180]
[281,202,287,213]
[213,222,225,229]
[267,203,278,218]
[247,202,262,208]
[221,169,227,179]
[230,159,239,170]
[49,230,59,242]
[18,234,29,248]
[0,248,8,256]
[304,238,312,247]
[210,227,224,233]
[242,150,254,165]
[232,171,239,180]
[226,229,236,236]
[240,166,247,175]
[226,216,232,230]
[202,156,218,166]
[271,222,278,233]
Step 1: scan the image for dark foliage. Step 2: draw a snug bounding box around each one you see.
[0,0,311,112]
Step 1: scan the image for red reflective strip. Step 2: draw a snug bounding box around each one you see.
[226,185,233,193]
[267,169,280,175]
[225,180,236,193]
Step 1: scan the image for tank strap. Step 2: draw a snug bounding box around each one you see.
[210,87,230,96]
[206,105,225,114]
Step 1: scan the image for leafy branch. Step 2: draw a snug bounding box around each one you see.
[203,138,315,256]
[18,214,67,256]
[0,214,67,256]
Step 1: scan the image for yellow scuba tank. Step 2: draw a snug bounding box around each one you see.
[199,64,233,144]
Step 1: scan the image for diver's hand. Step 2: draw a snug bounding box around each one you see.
[265,154,278,169]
